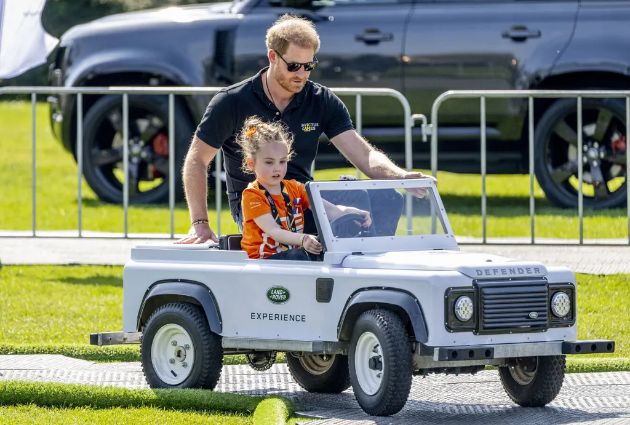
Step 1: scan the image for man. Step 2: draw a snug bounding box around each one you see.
[178,14,433,244]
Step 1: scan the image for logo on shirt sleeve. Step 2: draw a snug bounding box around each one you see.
[301,122,319,132]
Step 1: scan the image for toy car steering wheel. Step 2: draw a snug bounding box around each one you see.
[330,213,372,238]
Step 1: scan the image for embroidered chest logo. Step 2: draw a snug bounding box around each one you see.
[301,122,319,132]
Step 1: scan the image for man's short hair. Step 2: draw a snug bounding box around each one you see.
[265,14,320,54]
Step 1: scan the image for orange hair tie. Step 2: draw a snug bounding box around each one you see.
[245,126,257,138]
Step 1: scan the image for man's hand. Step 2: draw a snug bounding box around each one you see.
[302,234,322,254]
[176,223,219,244]
[402,171,436,198]
[403,170,436,183]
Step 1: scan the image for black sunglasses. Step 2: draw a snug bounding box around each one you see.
[274,49,318,72]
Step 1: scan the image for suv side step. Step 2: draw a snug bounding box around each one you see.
[90,331,142,346]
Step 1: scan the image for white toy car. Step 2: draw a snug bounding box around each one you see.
[92,179,615,416]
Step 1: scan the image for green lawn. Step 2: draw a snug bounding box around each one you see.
[1,100,628,240]
[0,406,251,425]
[0,380,294,424]
[0,265,626,372]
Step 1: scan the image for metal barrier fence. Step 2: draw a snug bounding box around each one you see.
[0,86,412,238]
[430,90,630,245]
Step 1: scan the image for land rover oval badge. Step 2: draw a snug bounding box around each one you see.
[267,286,290,304]
[529,311,539,319]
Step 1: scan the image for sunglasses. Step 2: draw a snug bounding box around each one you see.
[274,49,318,72]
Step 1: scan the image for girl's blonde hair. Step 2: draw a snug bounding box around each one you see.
[236,116,294,173]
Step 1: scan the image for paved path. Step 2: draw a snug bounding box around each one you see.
[0,355,628,424]
[2,236,630,274]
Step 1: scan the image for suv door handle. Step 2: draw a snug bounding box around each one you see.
[355,29,394,45]
[502,26,541,42]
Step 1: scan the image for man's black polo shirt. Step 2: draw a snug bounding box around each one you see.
[195,68,354,205]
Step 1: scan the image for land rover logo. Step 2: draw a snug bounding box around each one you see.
[267,286,290,304]
[529,312,539,319]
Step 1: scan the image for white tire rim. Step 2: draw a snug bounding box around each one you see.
[354,331,384,395]
[151,323,195,385]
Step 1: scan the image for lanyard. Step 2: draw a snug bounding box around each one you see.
[257,181,298,234]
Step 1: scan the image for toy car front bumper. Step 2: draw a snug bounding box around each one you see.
[422,339,615,362]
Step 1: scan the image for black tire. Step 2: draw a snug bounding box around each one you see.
[141,302,223,389]
[286,353,351,393]
[81,95,193,204]
[534,98,627,209]
[348,309,412,416]
[498,355,566,407]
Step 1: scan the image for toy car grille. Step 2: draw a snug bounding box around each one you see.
[477,279,548,334]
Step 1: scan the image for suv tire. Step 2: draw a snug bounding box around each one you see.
[348,309,412,416]
[498,355,566,407]
[141,302,222,389]
[81,95,193,204]
[534,98,627,209]
[286,353,351,393]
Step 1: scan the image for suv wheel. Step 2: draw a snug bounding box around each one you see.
[349,309,412,416]
[81,95,193,204]
[286,353,350,393]
[535,98,627,209]
[498,355,565,407]
[141,302,222,389]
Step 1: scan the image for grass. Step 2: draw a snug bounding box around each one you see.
[0,265,626,372]
[0,381,295,424]
[0,405,251,425]
[1,100,628,240]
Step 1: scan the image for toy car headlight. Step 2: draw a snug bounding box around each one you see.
[551,291,571,318]
[454,296,474,322]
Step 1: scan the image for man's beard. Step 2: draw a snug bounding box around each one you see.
[276,72,307,94]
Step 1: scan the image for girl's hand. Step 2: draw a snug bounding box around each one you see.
[302,234,322,254]
[341,207,372,228]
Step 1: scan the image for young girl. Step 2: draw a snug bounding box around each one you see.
[237,116,370,260]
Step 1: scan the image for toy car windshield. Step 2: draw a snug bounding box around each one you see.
[306,179,457,254]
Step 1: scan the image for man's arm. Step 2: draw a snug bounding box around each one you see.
[176,135,220,244]
[330,129,435,181]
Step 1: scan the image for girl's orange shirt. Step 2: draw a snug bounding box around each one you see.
[240,179,310,259]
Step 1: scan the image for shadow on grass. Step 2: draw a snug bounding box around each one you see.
[51,274,122,287]
[442,194,627,218]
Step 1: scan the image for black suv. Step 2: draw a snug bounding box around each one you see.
[48,0,630,208]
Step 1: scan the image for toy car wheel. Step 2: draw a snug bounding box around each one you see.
[348,309,412,416]
[141,302,222,389]
[499,355,566,407]
[286,353,350,393]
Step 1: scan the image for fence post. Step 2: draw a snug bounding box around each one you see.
[123,94,129,238]
[31,93,37,237]
[627,97,630,246]
[480,96,487,244]
[169,94,175,238]
[215,150,222,236]
[528,97,535,244]
[355,94,362,179]
[577,97,583,244]
[76,93,83,237]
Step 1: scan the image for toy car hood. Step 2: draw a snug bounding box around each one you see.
[341,250,548,278]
